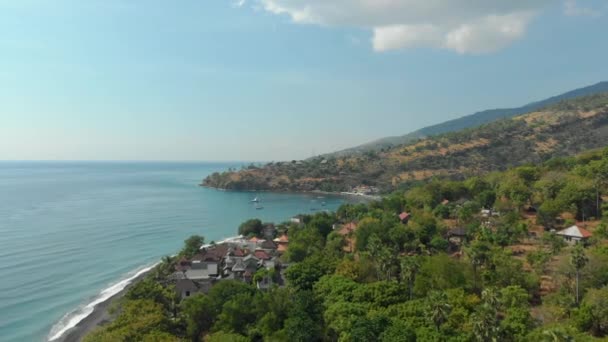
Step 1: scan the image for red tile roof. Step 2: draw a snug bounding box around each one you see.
[580,227,593,238]
[254,250,271,260]
[399,212,411,221]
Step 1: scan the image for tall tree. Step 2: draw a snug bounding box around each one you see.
[427,291,451,331]
[570,244,589,304]
[181,235,204,258]
[400,256,420,300]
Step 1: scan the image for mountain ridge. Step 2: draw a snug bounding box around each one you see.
[203,92,608,193]
[325,81,608,157]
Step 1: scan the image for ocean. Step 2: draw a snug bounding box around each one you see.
[0,162,348,342]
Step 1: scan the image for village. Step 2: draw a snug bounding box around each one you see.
[169,201,595,301]
[169,222,290,300]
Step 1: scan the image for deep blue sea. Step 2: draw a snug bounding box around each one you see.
[0,162,347,342]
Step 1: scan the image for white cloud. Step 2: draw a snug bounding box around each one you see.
[563,0,603,17]
[233,0,247,8]
[252,0,554,54]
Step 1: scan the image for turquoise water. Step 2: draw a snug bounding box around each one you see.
[0,162,347,342]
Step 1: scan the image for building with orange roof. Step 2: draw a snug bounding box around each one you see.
[273,234,289,254]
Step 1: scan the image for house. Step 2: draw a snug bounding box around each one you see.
[254,249,272,260]
[175,279,199,299]
[259,239,277,252]
[556,225,592,244]
[231,259,247,279]
[185,264,218,280]
[399,212,411,224]
[174,257,192,272]
[273,234,289,253]
[174,278,215,299]
[447,227,467,245]
[290,215,305,224]
[481,209,500,218]
[243,254,260,271]
[249,236,263,243]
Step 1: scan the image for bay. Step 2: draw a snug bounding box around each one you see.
[0,161,347,342]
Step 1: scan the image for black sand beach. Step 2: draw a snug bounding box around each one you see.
[55,271,152,342]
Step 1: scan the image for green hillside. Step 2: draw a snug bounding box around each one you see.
[88,146,608,342]
[327,81,608,157]
[202,93,608,193]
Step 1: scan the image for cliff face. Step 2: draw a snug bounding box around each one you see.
[203,93,608,193]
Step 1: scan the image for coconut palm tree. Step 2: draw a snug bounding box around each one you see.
[466,241,490,293]
[400,256,420,300]
[471,304,499,342]
[481,287,501,311]
[427,291,451,331]
[570,244,588,304]
[542,327,574,342]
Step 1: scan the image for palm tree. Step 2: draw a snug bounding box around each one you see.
[466,241,490,293]
[427,291,451,331]
[400,256,420,300]
[570,244,588,304]
[542,328,574,342]
[481,287,500,311]
[470,288,502,341]
[472,304,499,342]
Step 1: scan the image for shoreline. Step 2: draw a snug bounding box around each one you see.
[52,267,156,342]
[53,187,376,342]
[199,184,381,202]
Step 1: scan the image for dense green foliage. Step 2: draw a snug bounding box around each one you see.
[88,147,608,341]
[238,219,263,237]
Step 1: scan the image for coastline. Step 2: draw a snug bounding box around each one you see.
[199,184,381,202]
[51,267,156,342]
[53,187,374,342]
[53,235,241,342]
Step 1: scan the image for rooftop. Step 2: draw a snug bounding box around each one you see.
[556,225,592,238]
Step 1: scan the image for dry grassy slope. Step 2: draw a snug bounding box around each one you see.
[202,94,608,192]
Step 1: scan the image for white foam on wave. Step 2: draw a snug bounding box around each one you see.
[201,235,244,248]
[47,262,159,341]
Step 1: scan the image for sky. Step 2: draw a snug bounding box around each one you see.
[1,0,607,161]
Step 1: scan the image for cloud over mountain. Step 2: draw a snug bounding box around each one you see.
[256,0,552,54]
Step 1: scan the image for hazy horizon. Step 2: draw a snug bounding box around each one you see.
[2,1,608,161]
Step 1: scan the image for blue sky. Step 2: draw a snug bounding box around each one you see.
[1,0,607,161]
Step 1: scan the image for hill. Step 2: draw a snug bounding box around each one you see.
[90,145,608,342]
[202,93,608,193]
[327,81,608,157]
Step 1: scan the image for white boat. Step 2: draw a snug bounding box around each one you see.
[251,196,259,203]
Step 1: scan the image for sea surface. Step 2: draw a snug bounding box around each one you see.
[0,162,348,342]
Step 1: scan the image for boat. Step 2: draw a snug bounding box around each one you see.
[255,205,264,210]
[251,196,259,203]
